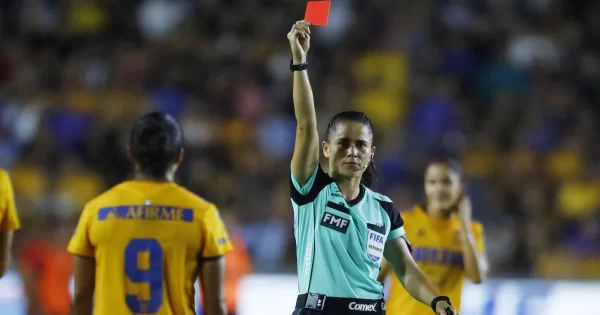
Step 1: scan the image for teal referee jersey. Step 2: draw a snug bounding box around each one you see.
[291,164,411,299]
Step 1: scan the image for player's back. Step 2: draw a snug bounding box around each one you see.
[68,180,231,315]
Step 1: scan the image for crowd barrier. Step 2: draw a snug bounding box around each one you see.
[0,271,598,315]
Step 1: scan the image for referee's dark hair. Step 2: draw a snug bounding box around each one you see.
[128,111,184,179]
[326,111,378,188]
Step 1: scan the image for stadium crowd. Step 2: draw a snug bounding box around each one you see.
[0,1,599,311]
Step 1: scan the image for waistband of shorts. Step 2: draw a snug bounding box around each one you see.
[296,293,386,314]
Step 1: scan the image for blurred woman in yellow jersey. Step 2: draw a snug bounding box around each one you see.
[378,158,488,314]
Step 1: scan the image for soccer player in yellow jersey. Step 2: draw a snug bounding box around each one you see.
[68,112,233,315]
[379,158,488,314]
[0,169,20,278]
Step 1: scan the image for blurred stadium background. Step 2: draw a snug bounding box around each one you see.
[0,0,599,314]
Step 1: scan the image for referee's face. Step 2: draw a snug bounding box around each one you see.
[323,121,374,179]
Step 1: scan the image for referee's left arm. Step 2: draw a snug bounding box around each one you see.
[384,238,439,306]
[383,201,454,314]
[376,259,391,283]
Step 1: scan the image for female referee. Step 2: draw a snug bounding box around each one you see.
[287,20,457,315]
[379,159,488,315]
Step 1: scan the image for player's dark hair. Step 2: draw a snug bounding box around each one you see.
[129,111,183,178]
[426,156,464,180]
[326,111,378,188]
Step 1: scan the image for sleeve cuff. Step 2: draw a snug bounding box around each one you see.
[202,244,234,259]
[201,255,224,262]
[0,223,20,231]
[68,246,94,257]
[387,226,406,241]
[290,164,319,195]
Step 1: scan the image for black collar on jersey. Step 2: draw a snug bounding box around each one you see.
[346,184,366,207]
[290,165,367,207]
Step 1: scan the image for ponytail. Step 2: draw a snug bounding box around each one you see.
[361,157,378,188]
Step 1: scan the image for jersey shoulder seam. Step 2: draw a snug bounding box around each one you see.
[171,185,214,207]
[82,183,125,212]
[368,189,393,203]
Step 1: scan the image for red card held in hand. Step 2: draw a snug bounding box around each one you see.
[305,1,331,26]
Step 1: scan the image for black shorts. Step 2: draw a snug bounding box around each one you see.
[293,294,386,315]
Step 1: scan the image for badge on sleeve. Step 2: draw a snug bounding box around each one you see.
[367,230,385,263]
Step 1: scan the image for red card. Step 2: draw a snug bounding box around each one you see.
[305,1,331,26]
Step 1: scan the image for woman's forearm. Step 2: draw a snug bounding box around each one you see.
[397,262,439,307]
[292,58,317,129]
[386,239,439,307]
[458,221,487,283]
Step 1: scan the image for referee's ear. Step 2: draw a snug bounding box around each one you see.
[322,140,330,158]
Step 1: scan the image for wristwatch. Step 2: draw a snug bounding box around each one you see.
[290,60,308,72]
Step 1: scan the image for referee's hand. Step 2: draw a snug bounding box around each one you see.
[288,20,311,62]
[434,300,458,315]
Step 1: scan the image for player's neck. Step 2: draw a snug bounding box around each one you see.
[427,206,451,220]
[336,178,362,202]
[134,172,175,183]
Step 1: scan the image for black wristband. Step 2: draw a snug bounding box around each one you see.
[431,296,451,313]
[290,59,308,72]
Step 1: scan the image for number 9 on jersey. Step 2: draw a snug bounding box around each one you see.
[125,239,164,313]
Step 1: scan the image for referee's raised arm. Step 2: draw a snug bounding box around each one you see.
[288,20,319,187]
